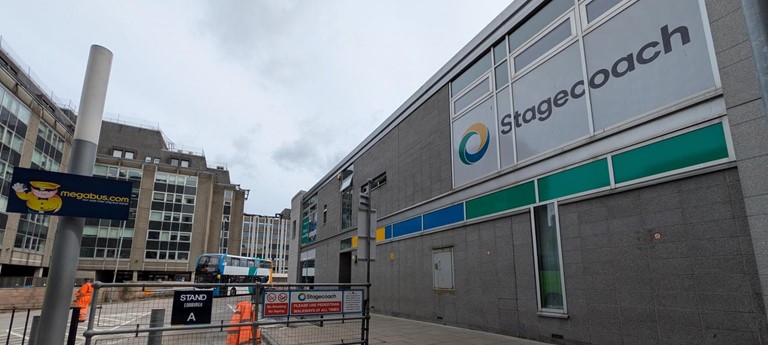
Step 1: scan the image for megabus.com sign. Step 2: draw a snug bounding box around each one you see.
[6,167,132,220]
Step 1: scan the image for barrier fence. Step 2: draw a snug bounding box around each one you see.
[1,307,83,345]
[83,282,371,345]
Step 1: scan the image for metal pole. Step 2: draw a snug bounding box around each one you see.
[67,308,80,345]
[6,308,15,345]
[27,316,39,345]
[109,220,126,302]
[147,309,165,345]
[364,179,372,345]
[35,45,112,345]
[20,309,30,345]
[741,0,768,122]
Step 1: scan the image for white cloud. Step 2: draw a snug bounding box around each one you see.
[0,0,511,214]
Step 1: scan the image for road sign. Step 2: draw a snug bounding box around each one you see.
[171,290,213,325]
[263,289,364,317]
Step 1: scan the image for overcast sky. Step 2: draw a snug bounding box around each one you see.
[1,0,511,215]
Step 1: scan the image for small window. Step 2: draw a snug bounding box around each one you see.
[370,172,387,191]
[451,52,492,97]
[124,151,135,159]
[180,160,190,168]
[432,247,454,290]
[153,158,160,164]
[584,0,624,24]
[170,158,179,166]
[453,78,491,115]
[112,149,123,158]
[532,203,566,313]
[145,156,152,162]
[323,205,327,225]
[514,18,572,71]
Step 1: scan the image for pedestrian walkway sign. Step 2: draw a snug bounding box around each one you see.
[262,289,363,317]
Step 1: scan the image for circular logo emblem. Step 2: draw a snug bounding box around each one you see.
[297,293,306,301]
[459,123,490,165]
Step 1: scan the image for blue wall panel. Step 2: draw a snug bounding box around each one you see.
[423,203,465,230]
[392,217,422,238]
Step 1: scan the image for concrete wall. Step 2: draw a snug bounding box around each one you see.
[369,169,766,344]
[710,0,768,321]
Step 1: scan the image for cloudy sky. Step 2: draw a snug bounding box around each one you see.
[1,0,511,214]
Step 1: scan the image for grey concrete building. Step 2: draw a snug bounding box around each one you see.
[0,40,249,283]
[295,0,768,343]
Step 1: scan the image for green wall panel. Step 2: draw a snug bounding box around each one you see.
[612,123,729,184]
[538,159,611,201]
[466,181,536,219]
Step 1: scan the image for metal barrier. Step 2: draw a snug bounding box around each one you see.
[83,282,371,345]
[1,307,82,345]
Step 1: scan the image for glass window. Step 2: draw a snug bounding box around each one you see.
[153,158,160,164]
[585,0,623,23]
[145,156,152,162]
[112,149,122,158]
[508,0,573,54]
[514,19,572,71]
[495,62,509,89]
[493,39,508,63]
[170,158,179,166]
[454,78,491,115]
[532,203,566,312]
[181,160,189,168]
[341,187,353,229]
[124,151,135,159]
[451,52,492,97]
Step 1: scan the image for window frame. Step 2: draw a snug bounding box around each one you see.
[510,12,577,78]
[578,0,637,33]
[530,202,568,316]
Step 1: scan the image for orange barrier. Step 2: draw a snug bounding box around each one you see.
[227,301,259,345]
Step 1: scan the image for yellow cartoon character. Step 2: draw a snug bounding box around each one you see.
[12,181,63,213]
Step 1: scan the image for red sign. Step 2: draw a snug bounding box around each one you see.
[291,301,342,315]
[264,303,289,316]
[263,292,289,317]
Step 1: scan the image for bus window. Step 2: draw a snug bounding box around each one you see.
[259,261,271,269]
[232,258,240,266]
[248,260,255,268]
[224,257,231,266]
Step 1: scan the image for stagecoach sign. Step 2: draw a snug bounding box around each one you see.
[171,290,213,325]
[262,289,363,317]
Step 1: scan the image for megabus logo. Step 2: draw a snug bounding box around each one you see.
[6,167,133,220]
[458,123,490,165]
[59,191,130,204]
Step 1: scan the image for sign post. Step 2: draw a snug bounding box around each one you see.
[33,45,113,345]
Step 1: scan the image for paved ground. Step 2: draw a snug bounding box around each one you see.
[367,314,548,345]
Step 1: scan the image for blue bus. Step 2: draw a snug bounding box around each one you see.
[194,253,273,296]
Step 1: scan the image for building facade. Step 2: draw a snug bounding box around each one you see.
[0,41,249,282]
[241,211,290,279]
[296,0,768,343]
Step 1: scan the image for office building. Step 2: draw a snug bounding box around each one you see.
[294,0,768,343]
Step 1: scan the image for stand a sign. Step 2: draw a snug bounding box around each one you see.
[262,289,363,317]
[171,290,213,325]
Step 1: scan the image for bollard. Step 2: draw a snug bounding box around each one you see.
[147,309,165,345]
[27,316,40,345]
[67,308,80,345]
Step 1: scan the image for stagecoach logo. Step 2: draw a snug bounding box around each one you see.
[298,292,338,301]
[458,123,490,165]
